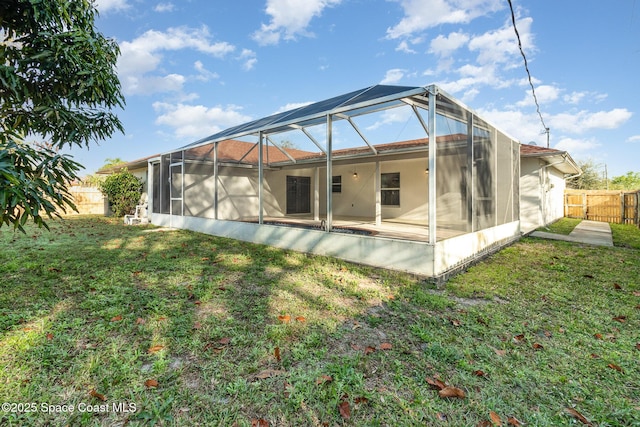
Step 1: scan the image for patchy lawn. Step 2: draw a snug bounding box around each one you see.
[536,217,582,235]
[0,217,638,426]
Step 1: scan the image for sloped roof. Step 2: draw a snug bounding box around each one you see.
[520,144,581,175]
[181,84,429,151]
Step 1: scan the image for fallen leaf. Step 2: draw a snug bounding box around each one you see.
[316,375,332,385]
[436,412,448,421]
[477,422,492,427]
[274,347,281,362]
[89,389,106,401]
[594,333,603,340]
[135,317,145,325]
[379,342,393,350]
[251,418,269,427]
[48,267,62,273]
[612,316,626,323]
[489,411,502,425]
[544,330,552,337]
[201,257,210,261]
[473,370,486,377]
[583,274,594,279]
[507,416,523,426]
[495,349,507,356]
[633,291,640,296]
[636,343,640,350]
[338,401,350,419]
[513,334,525,343]
[590,353,600,359]
[476,317,488,326]
[564,408,593,425]
[426,377,447,390]
[387,294,395,300]
[111,315,123,322]
[295,316,306,322]
[532,342,544,350]
[438,386,466,399]
[451,319,462,327]
[354,396,368,404]
[607,363,623,372]
[613,283,622,290]
[194,300,202,305]
[157,317,167,321]
[144,379,159,388]
[193,321,202,330]
[350,344,362,351]
[255,369,285,379]
[46,333,53,340]
[364,346,376,355]
[147,345,164,354]
[278,315,291,323]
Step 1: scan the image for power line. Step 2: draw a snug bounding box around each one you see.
[507,0,550,146]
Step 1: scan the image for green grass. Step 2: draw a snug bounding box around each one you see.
[1,216,639,426]
[537,217,582,235]
[611,223,640,249]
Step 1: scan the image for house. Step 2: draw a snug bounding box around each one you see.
[114,84,580,280]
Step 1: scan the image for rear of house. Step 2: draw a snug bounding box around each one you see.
[109,84,580,280]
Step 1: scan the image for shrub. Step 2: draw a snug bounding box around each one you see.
[98,169,142,217]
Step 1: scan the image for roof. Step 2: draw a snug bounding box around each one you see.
[181,84,431,151]
[520,144,582,175]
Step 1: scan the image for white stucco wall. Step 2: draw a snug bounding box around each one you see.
[519,158,567,233]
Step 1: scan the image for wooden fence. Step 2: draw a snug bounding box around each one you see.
[67,185,108,215]
[564,189,640,226]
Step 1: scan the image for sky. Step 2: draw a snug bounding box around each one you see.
[66,0,640,178]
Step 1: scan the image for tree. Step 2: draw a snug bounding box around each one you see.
[0,0,124,231]
[566,159,604,190]
[98,170,142,217]
[610,171,640,190]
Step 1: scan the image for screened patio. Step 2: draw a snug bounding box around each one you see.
[149,84,520,279]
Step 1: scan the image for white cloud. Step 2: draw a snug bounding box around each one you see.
[627,135,640,143]
[275,102,313,114]
[380,68,406,84]
[154,2,175,12]
[478,108,543,143]
[396,40,417,54]
[563,91,607,105]
[193,61,219,82]
[252,0,342,45]
[386,0,504,39]
[238,49,257,71]
[468,17,533,66]
[95,0,129,13]
[117,26,235,95]
[366,107,413,131]
[429,31,470,57]
[153,102,253,139]
[516,84,560,107]
[549,109,633,134]
[554,137,601,154]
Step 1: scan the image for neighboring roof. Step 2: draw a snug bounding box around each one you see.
[520,144,582,175]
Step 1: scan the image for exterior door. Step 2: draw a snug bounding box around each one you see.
[286,176,311,214]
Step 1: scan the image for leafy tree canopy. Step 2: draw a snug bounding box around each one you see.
[610,171,640,191]
[1,0,124,231]
[566,159,605,190]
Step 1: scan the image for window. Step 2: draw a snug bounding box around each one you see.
[332,175,342,193]
[381,172,400,206]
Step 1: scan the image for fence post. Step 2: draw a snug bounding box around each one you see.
[582,192,587,220]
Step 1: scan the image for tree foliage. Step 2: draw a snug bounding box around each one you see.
[610,171,640,191]
[0,0,124,230]
[98,170,142,217]
[566,159,604,190]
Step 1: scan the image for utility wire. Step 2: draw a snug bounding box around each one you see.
[507,0,549,146]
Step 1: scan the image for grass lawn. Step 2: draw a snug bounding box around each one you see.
[1,216,639,426]
[536,217,582,235]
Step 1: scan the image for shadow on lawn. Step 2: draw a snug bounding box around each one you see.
[0,216,414,425]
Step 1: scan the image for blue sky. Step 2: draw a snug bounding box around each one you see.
[68,0,640,178]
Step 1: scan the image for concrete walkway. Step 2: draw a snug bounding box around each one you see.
[530,220,614,247]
